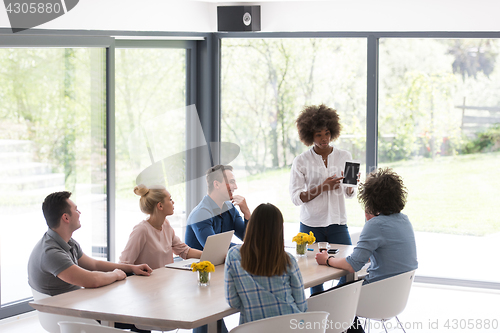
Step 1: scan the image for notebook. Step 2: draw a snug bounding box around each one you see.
[165,230,235,270]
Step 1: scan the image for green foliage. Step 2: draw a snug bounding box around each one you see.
[379,70,459,162]
[221,38,367,173]
[462,124,500,154]
[447,39,498,80]
[0,48,106,195]
[114,49,186,202]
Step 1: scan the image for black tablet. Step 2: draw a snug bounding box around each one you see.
[342,160,360,187]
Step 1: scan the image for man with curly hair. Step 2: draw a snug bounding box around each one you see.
[315,167,418,284]
[290,104,357,293]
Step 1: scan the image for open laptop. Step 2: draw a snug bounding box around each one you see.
[165,230,234,270]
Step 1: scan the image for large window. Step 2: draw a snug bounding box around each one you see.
[0,38,197,320]
[0,47,106,307]
[221,38,367,230]
[221,35,500,287]
[379,38,500,283]
[114,46,188,257]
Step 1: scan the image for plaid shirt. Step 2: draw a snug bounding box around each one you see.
[224,245,307,324]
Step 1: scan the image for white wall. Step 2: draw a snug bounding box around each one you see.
[0,0,217,32]
[1,0,499,33]
[258,0,500,32]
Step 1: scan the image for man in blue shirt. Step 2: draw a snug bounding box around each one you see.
[186,165,251,333]
[315,167,417,283]
[185,164,251,250]
[315,167,417,333]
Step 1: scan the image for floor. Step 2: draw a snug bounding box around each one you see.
[1,283,499,333]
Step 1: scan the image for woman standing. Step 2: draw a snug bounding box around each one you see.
[225,203,307,324]
[119,184,202,270]
[290,104,356,293]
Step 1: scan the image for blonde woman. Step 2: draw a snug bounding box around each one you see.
[120,184,202,270]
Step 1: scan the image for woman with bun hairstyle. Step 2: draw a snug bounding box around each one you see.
[225,203,307,324]
[290,104,358,293]
[119,184,202,269]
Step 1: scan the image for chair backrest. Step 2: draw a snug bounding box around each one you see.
[307,279,363,333]
[59,321,125,333]
[229,311,329,333]
[31,288,99,333]
[356,269,416,321]
[349,231,361,245]
[32,287,51,301]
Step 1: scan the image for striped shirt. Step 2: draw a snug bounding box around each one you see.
[224,245,307,324]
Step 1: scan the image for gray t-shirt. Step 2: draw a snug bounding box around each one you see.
[28,228,83,296]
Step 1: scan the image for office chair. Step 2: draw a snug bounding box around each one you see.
[307,279,364,333]
[229,311,329,333]
[356,270,417,333]
[31,288,99,333]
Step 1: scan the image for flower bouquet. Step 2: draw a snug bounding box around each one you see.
[292,231,316,256]
[191,260,215,286]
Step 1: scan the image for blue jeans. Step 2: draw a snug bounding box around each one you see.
[300,223,352,295]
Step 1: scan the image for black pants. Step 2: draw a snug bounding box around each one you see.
[193,319,228,333]
[114,322,151,333]
[346,317,365,333]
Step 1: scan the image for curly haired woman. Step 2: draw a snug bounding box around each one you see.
[289,104,357,293]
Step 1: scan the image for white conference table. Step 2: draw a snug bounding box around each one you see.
[30,243,354,333]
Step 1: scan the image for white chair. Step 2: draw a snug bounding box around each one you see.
[229,311,329,333]
[349,231,361,245]
[32,288,99,333]
[349,231,369,280]
[59,321,125,333]
[356,270,417,333]
[307,279,364,333]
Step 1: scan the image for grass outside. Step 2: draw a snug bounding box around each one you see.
[245,152,500,236]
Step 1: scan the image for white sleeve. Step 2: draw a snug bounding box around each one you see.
[289,157,306,206]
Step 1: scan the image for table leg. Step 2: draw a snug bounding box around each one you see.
[101,321,114,327]
[345,271,357,282]
[207,320,218,333]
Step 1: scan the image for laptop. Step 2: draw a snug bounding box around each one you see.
[165,230,235,270]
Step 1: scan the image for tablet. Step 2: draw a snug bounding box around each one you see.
[342,160,360,187]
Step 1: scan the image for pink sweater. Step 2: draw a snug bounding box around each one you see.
[119,219,190,269]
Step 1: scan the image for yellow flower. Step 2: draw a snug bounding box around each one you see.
[191,261,215,273]
[292,231,315,245]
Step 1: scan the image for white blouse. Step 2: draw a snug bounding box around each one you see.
[289,146,355,227]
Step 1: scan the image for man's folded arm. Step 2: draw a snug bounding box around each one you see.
[57,264,125,289]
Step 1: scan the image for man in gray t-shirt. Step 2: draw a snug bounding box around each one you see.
[28,191,153,296]
[28,228,84,296]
